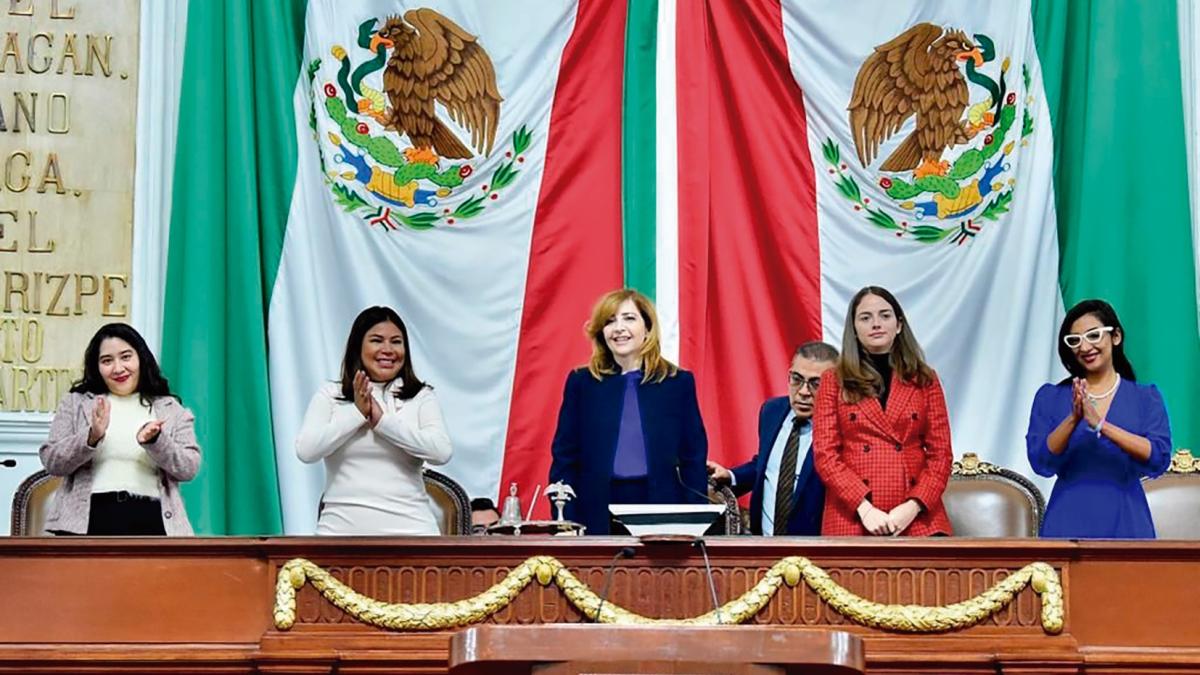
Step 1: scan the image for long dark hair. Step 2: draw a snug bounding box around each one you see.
[70,323,178,406]
[1057,299,1137,382]
[339,306,427,401]
[837,286,934,403]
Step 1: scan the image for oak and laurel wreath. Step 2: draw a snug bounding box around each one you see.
[821,140,1013,245]
[306,57,532,231]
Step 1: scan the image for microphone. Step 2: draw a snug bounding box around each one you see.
[0,459,16,468]
[675,462,713,503]
[693,538,723,624]
[595,546,635,622]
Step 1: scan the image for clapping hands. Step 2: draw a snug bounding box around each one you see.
[87,396,110,447]
[353,370,383,428]
[1072,378,1104,429]
[137,419,165,444]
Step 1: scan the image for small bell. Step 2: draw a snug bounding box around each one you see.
[500,482,522,524]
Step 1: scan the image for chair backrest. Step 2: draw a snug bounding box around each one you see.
[706,479,744,535]
[943,453,1044,537]
[18,468,473,536]
[1144,449,1200,540]
[10,470,61,536]
[423,469,471,535]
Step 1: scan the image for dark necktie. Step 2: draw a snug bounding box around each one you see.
[773,417,804,534]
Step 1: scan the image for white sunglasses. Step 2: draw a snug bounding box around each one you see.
[1063,326,1114,349]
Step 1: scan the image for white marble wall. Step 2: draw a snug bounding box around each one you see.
[0,0,187,534]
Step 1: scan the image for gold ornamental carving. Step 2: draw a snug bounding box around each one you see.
[274,555,1064,635]
[952,452,1003,476]
[1167,449,1198,474]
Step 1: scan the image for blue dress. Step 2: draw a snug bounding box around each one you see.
[1026,380,1172,538]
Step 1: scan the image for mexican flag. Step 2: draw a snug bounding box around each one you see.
[162,0,1197,533]
[663,0,1198,497]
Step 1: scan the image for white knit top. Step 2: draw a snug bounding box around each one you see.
[295,380,452,535]
[91,394,160,497]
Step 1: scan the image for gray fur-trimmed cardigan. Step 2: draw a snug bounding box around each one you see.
[38,391,201,535]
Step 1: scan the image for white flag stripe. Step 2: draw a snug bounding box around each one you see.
[656,0,681,361]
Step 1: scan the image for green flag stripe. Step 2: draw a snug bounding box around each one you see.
[621,0,658,297]
[161,0,307,534]
[1034,0,1199,455]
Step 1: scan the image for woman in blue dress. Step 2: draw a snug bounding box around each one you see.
[1026,299,1172,538]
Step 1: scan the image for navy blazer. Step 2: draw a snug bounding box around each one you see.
[730,396,825,536]
[549,367,709,535]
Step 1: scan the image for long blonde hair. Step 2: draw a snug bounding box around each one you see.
[585,288,677,383]
[837,286,933,403]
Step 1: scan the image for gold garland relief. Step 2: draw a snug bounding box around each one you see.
[274,556,1063,635]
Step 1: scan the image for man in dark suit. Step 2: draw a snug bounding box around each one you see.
[708,341,838,536]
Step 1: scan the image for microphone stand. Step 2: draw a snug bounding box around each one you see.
[595,546,635,622]
[692,538,723,624]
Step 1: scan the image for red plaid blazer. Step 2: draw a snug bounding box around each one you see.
[812,368,954,537]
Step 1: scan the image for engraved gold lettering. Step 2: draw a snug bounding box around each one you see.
[72,273,97,314]
[50,0,75,19]
[27,32,51,73]
[4,271,29,312]
[21,318,41,362]
[4,150,31,192]
[47,92,68,133]
[12,92,34,131]
[0,318,16,363]
[27,210,54,252]
[44,273,68,316]
[101,274,127,316]
[0,210,17,252]
[0,32,23,74]
[37,153,65,193]
[12,365,33,411]
[56,33,78,75]
[85,34,110,76]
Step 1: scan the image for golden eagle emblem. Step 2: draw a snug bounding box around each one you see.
[848,23,985,177]
[822,23,1038,245]
[375,9,504,161]
[309,11,534,232]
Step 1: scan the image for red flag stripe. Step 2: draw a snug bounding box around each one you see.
[497,0,627,516]
[676,0,822,468]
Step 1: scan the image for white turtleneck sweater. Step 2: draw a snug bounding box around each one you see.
[295,380,453,535]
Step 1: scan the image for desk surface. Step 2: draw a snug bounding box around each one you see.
[0,537,1197,674]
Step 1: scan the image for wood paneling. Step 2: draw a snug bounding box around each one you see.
[0,537,1197,673]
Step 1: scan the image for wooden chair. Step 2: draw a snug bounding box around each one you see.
[1143,449,1200,540]
[14,468,472,536]
[706,479,744,535]
[423,469,472,535]
[944,453,1045,537]
[10,470,61,536]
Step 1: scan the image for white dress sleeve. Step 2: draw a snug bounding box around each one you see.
[295,383,367,464]
[373,387,453,465]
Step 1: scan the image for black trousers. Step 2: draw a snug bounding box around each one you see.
[86,491,166,536]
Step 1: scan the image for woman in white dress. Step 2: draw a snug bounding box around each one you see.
[296,306,452,535]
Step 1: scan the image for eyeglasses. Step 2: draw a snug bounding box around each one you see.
[1063,326,1114,349]
[788,373,822,392]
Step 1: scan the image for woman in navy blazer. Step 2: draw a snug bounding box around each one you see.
[549,288,709,535]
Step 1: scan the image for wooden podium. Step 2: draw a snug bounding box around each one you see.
[448,625,864,675]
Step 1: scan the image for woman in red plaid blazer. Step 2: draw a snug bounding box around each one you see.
[813,286,954,537]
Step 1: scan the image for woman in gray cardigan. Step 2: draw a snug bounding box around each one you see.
[39,323,200,536]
